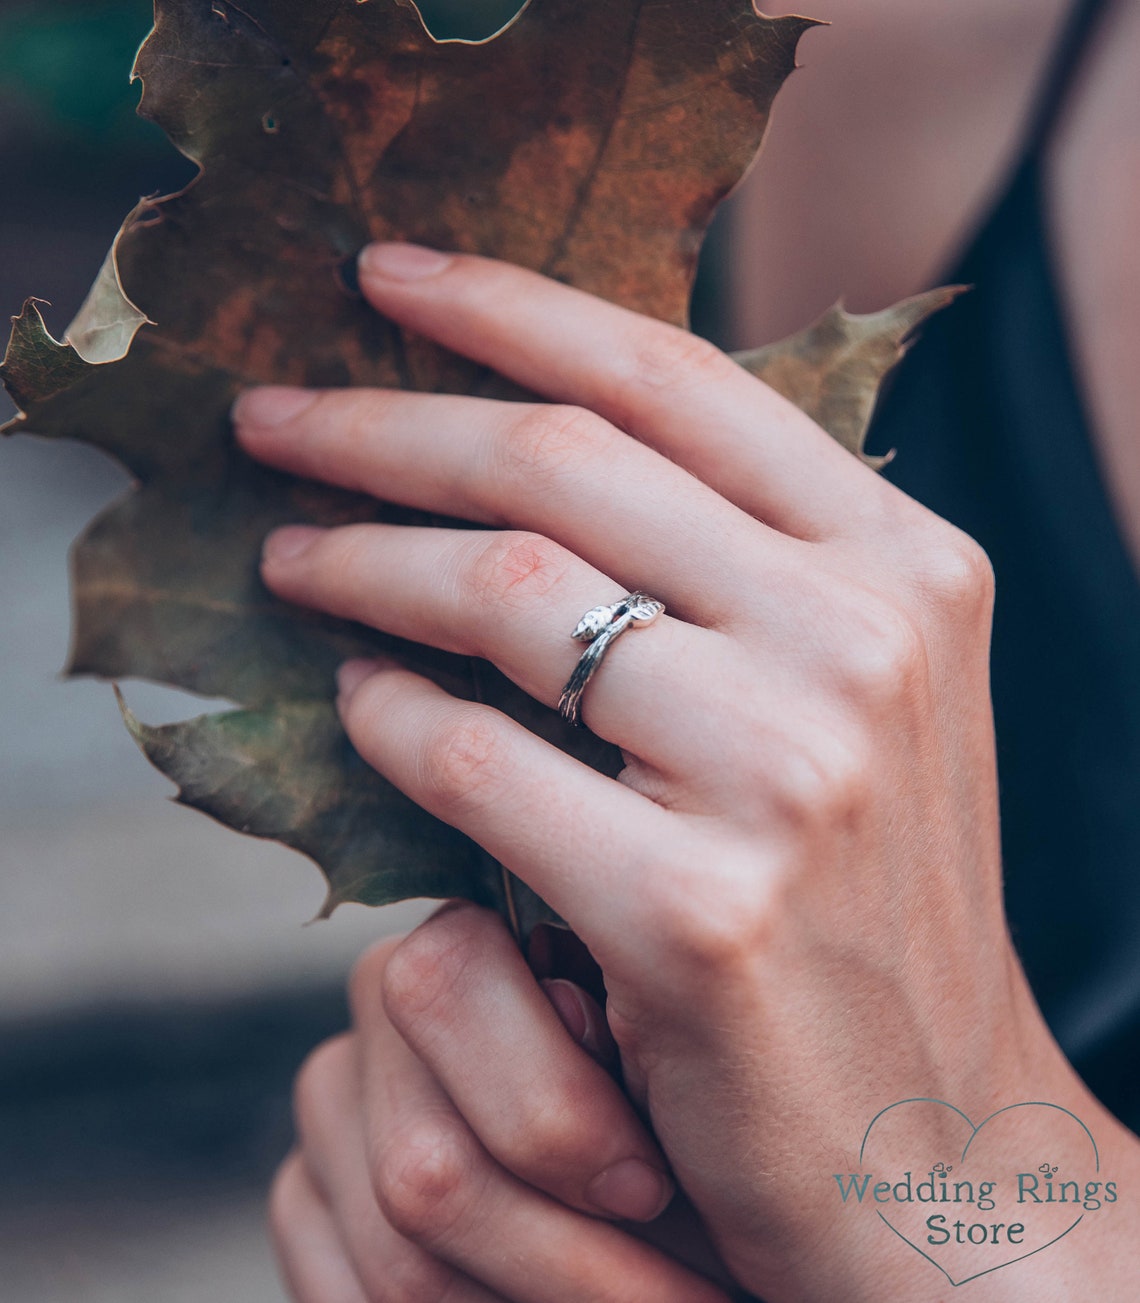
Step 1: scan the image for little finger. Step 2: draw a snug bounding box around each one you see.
[268,1153,373,1303]
[334,660,688,947]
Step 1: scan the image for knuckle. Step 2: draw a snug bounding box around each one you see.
[496,404,614,491]
[835,597,929,705]
[381,917,478,1025]
[417,710,508,814]
[510,1084,603,1176]
[626,323,736,398]
[919,528,996,611]
[292,1033,354,1143]
[765,726,873,832]
[379,1253,459,1303]
[463,530,571,612]
[650,886,770,986]
[372,1117,478,1244]
[635,843,777,983]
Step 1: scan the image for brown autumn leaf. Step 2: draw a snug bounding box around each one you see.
[1,1,955,935]
[735,288,967,471]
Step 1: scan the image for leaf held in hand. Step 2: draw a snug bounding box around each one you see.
[1,2,956,931]
[114,687,495,918]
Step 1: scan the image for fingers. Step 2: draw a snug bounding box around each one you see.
[334,661,682,945]
[268,1154,372,1303]
[355,902,673,1222]
[352,243,889,538]
[287,954,732,1303]
[259,519,743,765]
[350,938,730,1303]
[271,1149,505,1302]
[288,1033,500,1302]
[233,387,772,622]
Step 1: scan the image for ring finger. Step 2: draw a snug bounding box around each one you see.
[261,521,750,768]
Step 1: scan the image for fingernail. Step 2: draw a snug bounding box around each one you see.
[262,525,322,564]
[586,1158,674,1223]
[336,658,381,703]
[233,386,317,428]
[542,979,592,1049]
[359,242,452,281]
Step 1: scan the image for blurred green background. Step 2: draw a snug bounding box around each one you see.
[0,0,189,350]
[0,1,163,161]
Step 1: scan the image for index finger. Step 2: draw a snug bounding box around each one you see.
[357,243,887,539]
[351,903,674,1224]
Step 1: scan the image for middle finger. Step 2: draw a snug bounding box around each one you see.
[234,387,787,628]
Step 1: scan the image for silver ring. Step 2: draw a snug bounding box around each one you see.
[557,592,665,728]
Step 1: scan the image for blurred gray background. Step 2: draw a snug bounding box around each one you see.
[0,2,543,1298]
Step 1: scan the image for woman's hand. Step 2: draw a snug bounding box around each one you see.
[268,912,738,1303]
[236,244,1137,1300]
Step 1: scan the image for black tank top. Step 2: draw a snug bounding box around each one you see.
[873,0,1140,1130]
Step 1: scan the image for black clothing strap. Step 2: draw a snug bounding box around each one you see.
[872,0,1140,1131]
[1021,0,1116,160]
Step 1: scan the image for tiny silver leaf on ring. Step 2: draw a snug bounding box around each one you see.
[628,598,665,623]
[572,604,620,641]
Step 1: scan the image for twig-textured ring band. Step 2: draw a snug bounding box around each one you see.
[557,592,665,728]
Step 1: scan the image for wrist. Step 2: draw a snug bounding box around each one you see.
[722,1051,1139,1302]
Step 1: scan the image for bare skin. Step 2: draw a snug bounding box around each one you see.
[726,0,1071,341]
[238,3,1140,1298]
[730,0,1140,567]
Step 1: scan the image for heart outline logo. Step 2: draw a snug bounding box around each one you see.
[859,1099,1099,1287]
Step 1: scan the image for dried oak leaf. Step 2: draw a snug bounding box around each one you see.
[1,0,955,934]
